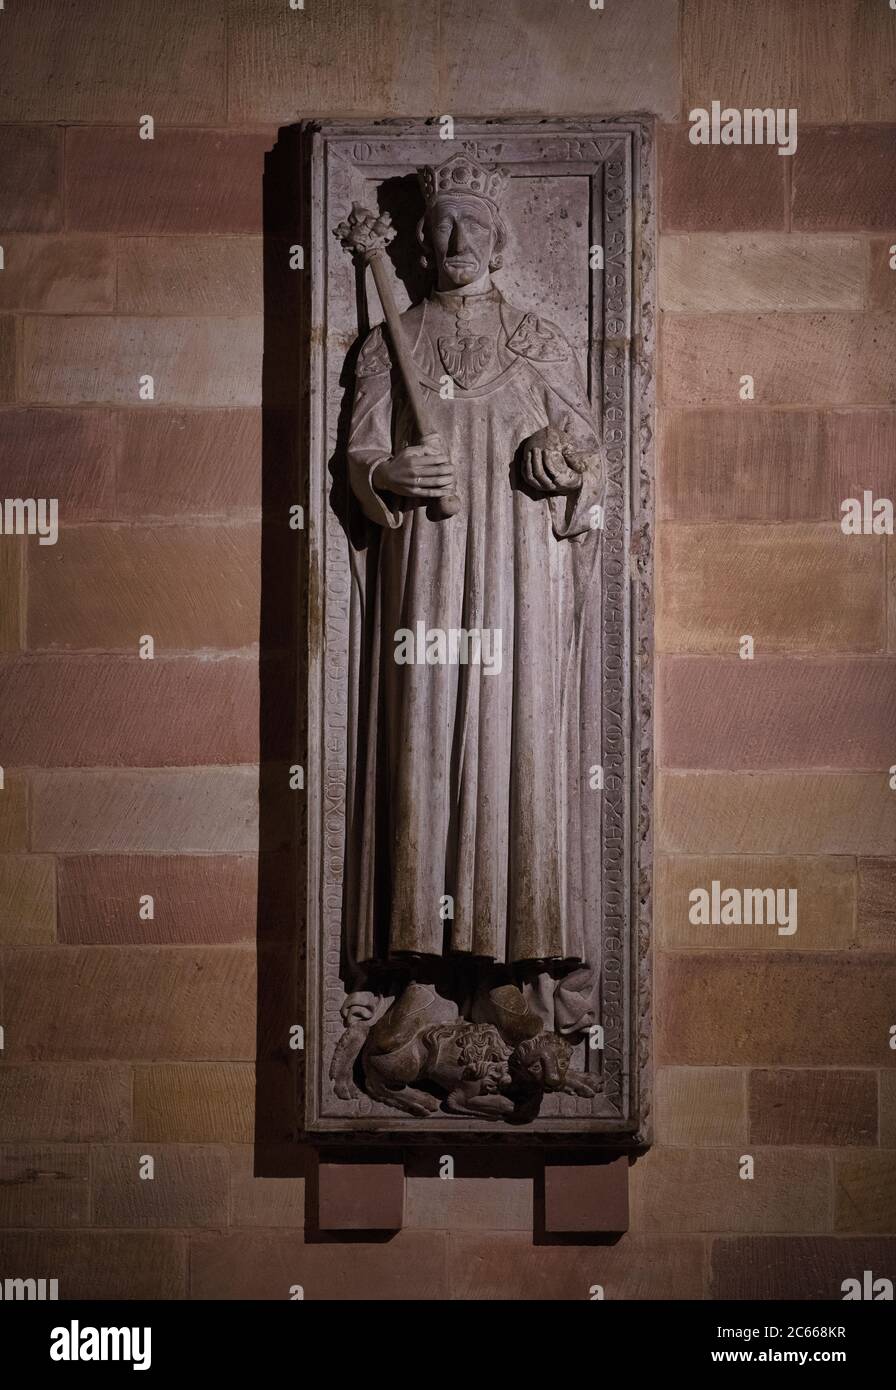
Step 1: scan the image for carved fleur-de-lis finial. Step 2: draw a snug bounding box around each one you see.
[332,202,396,262]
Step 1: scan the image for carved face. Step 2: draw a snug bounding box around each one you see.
[509,1034,571,1091]
[428,195,498,289]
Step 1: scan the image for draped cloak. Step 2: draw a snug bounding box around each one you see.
[343,285,604,970]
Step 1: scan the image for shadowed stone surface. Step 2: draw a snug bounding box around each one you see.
[318,1162,404,1231]
[544,1158,629,1233]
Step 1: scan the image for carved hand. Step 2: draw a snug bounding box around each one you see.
[373,433,456,500]
[521,422,588,494]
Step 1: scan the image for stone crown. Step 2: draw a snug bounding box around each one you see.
[418,154,510,212]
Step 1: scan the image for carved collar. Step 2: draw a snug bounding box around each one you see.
[431,287,502,311]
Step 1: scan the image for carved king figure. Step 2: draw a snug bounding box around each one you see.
[336,154,607,1114]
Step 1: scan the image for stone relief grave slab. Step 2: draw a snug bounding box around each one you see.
[300,120,654,1138]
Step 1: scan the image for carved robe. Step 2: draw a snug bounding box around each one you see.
[344,285,604,968]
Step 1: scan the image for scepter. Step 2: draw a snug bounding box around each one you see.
[333,203,460,520]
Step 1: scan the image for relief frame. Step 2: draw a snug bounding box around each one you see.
[299,118,655,1141]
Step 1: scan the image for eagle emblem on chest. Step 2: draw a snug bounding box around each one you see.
[437,332,495,389]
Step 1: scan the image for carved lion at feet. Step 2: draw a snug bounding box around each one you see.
[330,981,605,1120]
[364,1017,514,1118]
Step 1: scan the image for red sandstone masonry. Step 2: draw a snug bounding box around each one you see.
[27,525,260,652]
[58,854,258,945]
[653,1067,748,1147]
[858,859,896,949]
[657,525,885,654]
[0,127,63,232]
[0,656,258,767]
[134,1064,256,1144]
[749,1070,878,1147]
[681,0,894,123]
[660,409,833,521]
[662,314,896,407]
[845,6,896,122]
[0,775,28,852]
[659,953,896,1067]
[405,1173,532,1231]
[2,947,256,1061]
[0,656,260,765]
[0,1231,186,1300]
[229,1146,306,1228]
[91,1145,230,1229]
[444,1232,704,1301]
[660,410,896,523]
[869,238,896,311]
[829,411,896,501]
[793,127,896,230]
[0,316,16,401]
[543,1160,629,1234]
[630,1148,831,1233]
[190,1230,448,1300]
[659,125,787,233]
[114,409,262,517]
[0,1064,131,1142]
[0,540,25,652]
[318,1162,404,1231]
[659,234,867,313]
[0,1,225,123]
[0,1145,89,1227]
[655,854,856,951]
[116,238,264,316]
[882,1075,896,1147]
[229,0,439,122]
[711,1236,896,1300]
[23,316,264,407]
[0,853,56,944]
[0,408,116,517]
[891,537,896,652]
[658,656,896,769]
[658,771,896,855]
[30,768,261,853]
[0,237,114,313]
[66,129,274,234]
[438,0,679,120]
